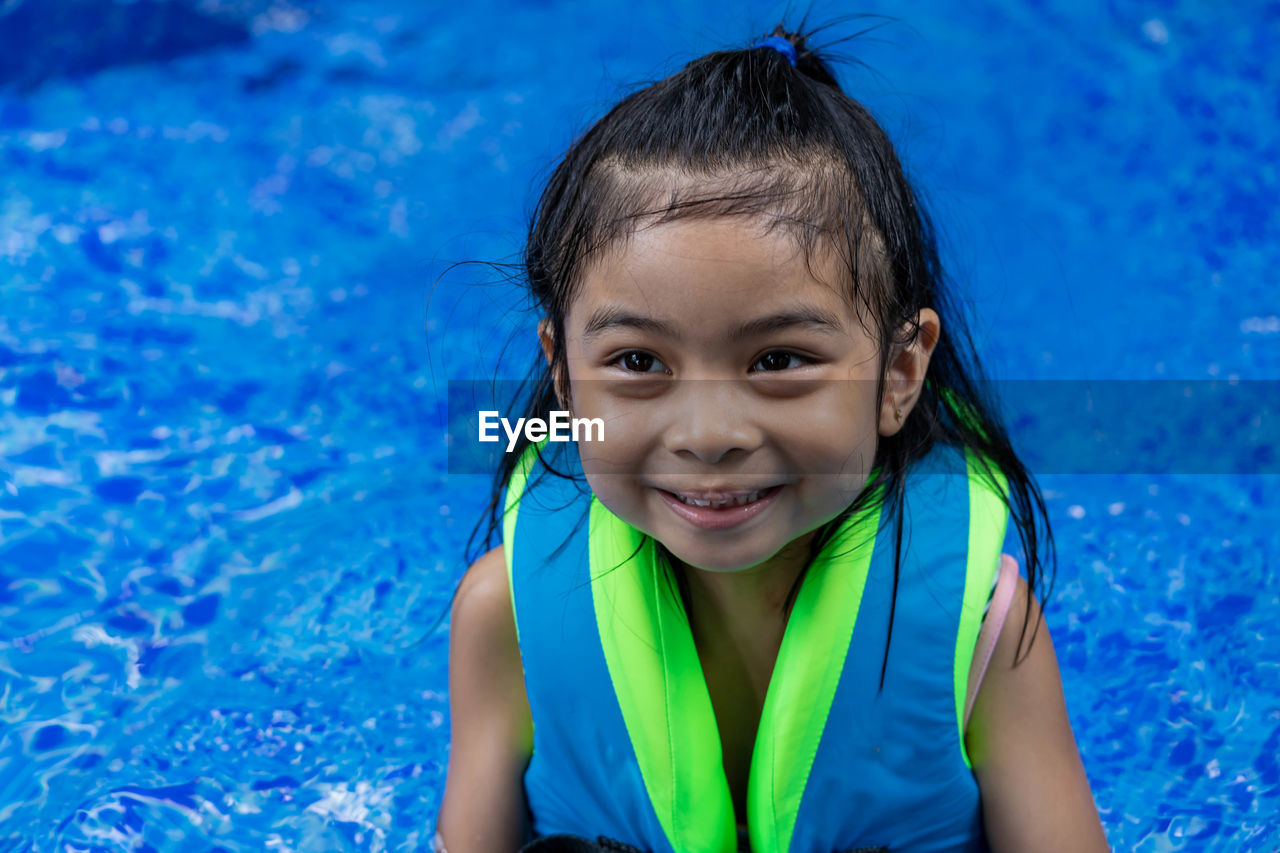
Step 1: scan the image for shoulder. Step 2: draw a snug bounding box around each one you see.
[965,573,1052,764]
[450,545,522,682]
[453,544,510,620]
[964,576,1109,851]
[449,545,528,735]
[438,544,533,852]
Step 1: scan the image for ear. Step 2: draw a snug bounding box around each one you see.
[879,308,940,436]
[537,318,572,410]
[537,318,555,366]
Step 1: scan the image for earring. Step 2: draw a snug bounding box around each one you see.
[889,394,903,423]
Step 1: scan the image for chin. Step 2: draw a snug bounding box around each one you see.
[662,538,782,574]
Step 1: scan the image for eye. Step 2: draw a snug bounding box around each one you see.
[750,350,813,372]
[611,350,669,374]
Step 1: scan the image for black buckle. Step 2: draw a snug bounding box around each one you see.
[518,834,602,853]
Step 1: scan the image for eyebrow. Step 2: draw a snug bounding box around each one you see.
[580,305,847,343]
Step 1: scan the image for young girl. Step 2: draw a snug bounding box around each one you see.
[437,25,1108,853]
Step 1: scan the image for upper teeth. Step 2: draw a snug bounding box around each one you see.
[677,490,763,508]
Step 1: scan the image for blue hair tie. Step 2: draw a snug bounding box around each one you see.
[751,35,797,67]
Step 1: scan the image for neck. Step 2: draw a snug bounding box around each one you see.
[676,530,818,634]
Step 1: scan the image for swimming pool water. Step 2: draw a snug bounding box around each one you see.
[1,0,1277,849]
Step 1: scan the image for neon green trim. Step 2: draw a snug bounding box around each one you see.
[954,448,1009,769]
[590,499,735,853]
[503,440,545,643]
[748,497,882,853]
[591,487,883,853]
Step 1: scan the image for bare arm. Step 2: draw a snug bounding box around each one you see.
[436,545,534,853]
[965,575,1109,852]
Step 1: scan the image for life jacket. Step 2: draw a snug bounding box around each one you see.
[502,437,1010,853]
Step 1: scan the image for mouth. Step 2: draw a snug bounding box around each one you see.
[669,487,779,508]
[655,485,783,531]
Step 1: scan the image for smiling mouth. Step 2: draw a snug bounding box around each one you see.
[655,485,783,531]
[668,487,781,508]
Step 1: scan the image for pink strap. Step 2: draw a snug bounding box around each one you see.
[964,554,1019,730]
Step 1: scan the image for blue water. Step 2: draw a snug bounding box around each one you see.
[1,0,1277,849]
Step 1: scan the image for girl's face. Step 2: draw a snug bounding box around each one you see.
[544,217,935,576]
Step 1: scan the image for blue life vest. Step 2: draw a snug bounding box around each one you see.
[502,438,1010,853]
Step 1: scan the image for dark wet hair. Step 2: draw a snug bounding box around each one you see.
[464,21,1055,669]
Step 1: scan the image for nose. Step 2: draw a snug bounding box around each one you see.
[661,380,764,465]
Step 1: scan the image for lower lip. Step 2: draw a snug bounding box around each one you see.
[656,486,783,531]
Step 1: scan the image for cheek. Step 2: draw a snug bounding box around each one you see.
[572,389,653,497]
[567,381,667,463]
[778,385,880,465]
[578,461,650,534]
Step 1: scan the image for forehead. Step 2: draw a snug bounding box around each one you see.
[570,218,856,325]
